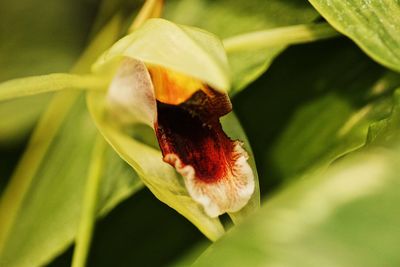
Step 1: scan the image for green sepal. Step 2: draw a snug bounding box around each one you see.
[92,18,230,92]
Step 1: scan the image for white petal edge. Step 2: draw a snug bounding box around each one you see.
[165,141,255,218]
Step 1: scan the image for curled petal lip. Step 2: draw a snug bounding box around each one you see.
[155,88,254,217]
[107,59,156,126]
[107,58,255,217]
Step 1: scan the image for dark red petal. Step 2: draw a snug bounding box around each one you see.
[154,89,254,217]
[155,90,233,183]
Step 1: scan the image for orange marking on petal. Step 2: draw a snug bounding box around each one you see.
[147,65,208,105]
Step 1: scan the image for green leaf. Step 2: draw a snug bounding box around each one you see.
[189,146,400,267]
[93,18,230,92]
[85,189,208,267]
[87,91,225,241]
[0,0,99,143]
[269,68,399,182]
[0,94,53,143]
[233,39,400,189]
[0,0,97,81]
[0,73,107,102]
[222,23,338,53]
[366,88,400,146]
[223,23,339,96]
[308,0,400,73]
[0,15,135,267]
[175,39,400,267]
[72,135,107,267]
[164,0,319,93]
[0,96,142,267]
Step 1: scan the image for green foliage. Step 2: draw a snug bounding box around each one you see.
[1,0,400,266]
[190,147,400,267]
[0,74,107,102]
[233,39,400,189]
[0,0,98,143]
[309,0,400,72]
[0,8,141,267]
[0,96,142,267]
[165,0,319,92]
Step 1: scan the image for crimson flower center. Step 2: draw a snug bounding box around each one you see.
[155,90,234,183]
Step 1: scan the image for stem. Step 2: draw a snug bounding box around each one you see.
[128,0,164,33]
[151,0,164,18]
[223,23,340,53]
[71,135,106,267]
[0,73,107,102]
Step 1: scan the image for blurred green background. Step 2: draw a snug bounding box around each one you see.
[1,0,400,266]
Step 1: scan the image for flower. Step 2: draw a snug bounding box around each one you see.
[107,58,255,217]
[89,18,259,237]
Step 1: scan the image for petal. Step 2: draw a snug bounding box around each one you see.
[107,58,156,126]
[220,113,260,223]
[155,89,255,217]
[147,65,207,105]
[106,59,256,218]
[92,18,230,93]
[90,18,260,231]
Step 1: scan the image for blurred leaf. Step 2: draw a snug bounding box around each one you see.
[93,18,230,93]
[163,32,400,267]
[0,73,106,102]
[233,39,400,190]
[88,189,207,267]
[366,88,400,146]
[190,146,400,267]
[43,187,209,267]
[0,0,99,143]
[222,23,337,52]
[0,96,142,267]
[0,14,141,267]
[90,0,143,36]
[164,0,319,92]
[308,0,400,73]
[0,94,53,144]
[270,71,400,182]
